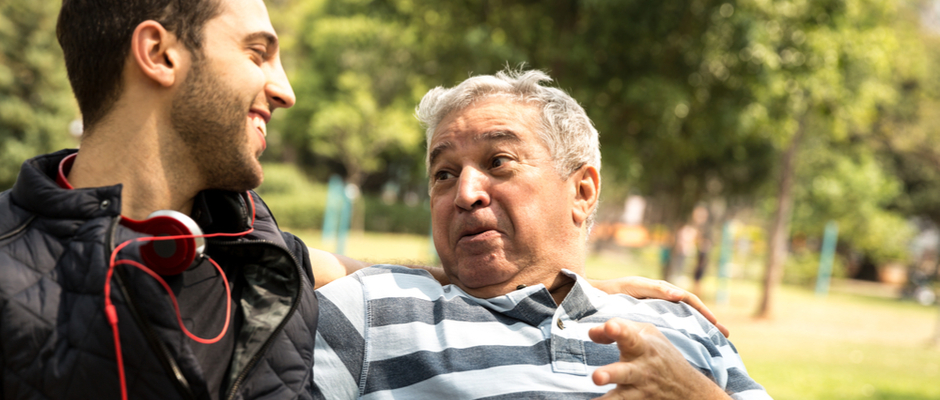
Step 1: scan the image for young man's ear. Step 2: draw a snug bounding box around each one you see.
[571,164,600,226]
[130,20,187,87]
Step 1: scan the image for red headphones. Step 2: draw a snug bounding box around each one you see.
[120,210,205,276]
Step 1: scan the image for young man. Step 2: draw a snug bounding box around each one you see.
[0,1,315,399]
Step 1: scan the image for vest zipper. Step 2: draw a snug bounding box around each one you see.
[0,215,36,241]
[220,239,303,400]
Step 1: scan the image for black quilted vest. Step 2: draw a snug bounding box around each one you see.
[0,150,318,399]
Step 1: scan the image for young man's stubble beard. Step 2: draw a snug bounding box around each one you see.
[171,52,263,193]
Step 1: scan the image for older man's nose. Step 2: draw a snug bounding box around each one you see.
[454,168,490,211]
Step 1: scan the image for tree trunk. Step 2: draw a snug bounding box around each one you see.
[756,127,805,319]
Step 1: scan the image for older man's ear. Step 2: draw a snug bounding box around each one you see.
[571,165,600,227]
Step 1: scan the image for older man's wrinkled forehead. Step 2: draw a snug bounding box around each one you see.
[429,130,525,168]
[426,98,546,169]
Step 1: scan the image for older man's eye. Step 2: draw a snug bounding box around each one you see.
[435,170,454,181]
[492,156,510,168]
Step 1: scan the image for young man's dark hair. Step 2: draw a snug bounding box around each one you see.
[56,0,221,129]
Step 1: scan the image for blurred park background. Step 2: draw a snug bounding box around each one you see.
[5,0,940,398]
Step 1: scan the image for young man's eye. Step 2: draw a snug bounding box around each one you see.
[251,47,268,60]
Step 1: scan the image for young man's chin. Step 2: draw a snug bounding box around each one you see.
[211,162,264,193]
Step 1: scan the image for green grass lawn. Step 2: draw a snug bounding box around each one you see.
[714,283,940,400]
[293,229,940,399]
[292,228,438,266]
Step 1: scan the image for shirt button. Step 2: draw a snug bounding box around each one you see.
[557,319,565,330]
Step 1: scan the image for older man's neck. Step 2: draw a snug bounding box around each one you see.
[548,275,577,305]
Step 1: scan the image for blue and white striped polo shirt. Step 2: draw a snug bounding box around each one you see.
[313,265,771,400]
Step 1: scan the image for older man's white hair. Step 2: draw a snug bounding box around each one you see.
[416,68,601,179]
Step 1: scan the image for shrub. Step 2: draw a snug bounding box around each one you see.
[257,162,431,234]
[256,163,328,229]
[362,196,431,235]
[783,249,846,286]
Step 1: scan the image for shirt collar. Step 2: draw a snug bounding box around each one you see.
[452,269,601,327]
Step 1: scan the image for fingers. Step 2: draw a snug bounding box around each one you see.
[589,321,648,400]
[591,360,642,386]
[618,277,688,301]
[715,321,730,338]
[587,318,620,345]
[638,280,731,339]
[674,291,730,338]
[588,318,647,359]
[677,290,709,319]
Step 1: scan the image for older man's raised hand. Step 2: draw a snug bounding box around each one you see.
[588,318,732,400]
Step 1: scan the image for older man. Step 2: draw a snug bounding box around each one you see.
[312,70,771,399]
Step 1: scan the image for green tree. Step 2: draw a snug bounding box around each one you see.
[727,0,922,318]
[789,136,914,271]
[270,0,427,189]
[564,1,779,280]
[0,0,76,190]
[875,30,940,231]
